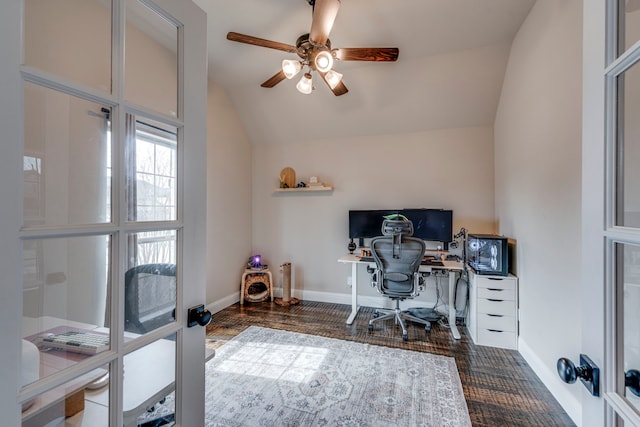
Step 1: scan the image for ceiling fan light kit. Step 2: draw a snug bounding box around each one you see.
[313,50,333,72]
[282,59,302,79]
[296,72,314,94]
[226,0,398,96]
[324,69,343,89]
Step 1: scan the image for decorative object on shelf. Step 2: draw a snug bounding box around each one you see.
[307,175,325,187]
[295,182,307,188]
[275,262,299,306]
[347,239,357,254]
[279,167,296,189]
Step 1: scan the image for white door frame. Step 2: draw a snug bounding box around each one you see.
[0,0,27,424]
[582,1,608,425]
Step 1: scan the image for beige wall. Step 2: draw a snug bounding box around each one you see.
[248,127,495,307]
[205,82,253,311]
[494,0,583,422]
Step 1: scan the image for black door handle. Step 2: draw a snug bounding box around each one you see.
[187,304,212,328]
[626,369,640,397]
[557,354,600,397]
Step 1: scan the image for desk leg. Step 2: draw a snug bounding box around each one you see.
[448,271,461,340]
[346,263,360,324]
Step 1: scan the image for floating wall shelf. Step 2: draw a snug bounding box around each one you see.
[273,186,333,193]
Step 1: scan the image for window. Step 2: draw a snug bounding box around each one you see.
[107,118,178,267]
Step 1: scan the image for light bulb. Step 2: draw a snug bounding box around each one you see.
[324,69,343,89]
[314,50,333,73]
[296,72,313,94]
[282,59,302,79]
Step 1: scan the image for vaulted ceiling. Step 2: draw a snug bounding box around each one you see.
[193,0,536,145]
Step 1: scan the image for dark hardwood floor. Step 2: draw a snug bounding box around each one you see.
[206,300,575,427]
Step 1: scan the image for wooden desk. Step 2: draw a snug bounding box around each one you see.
[338,254,465,340]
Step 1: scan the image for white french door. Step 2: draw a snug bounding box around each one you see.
[581,0,640,425]
[0,0,207,426]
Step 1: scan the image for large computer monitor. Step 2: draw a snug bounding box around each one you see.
[348,208,453,248]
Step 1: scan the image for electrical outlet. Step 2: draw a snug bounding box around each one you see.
[347,277,352,286]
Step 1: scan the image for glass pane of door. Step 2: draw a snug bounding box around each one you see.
[125,0,178,117]
[619,0,640,56]
[124,231,176,337]
[23,82,111,227]
[616,60,640,228]
[123,333,176,426]
[23,0,112,93]
[617,243,640,411]
[22,235,111,381]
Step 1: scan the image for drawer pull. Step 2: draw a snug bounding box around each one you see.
[487,314,504,318]
[487,329,504,333]
[487,277,504,281]
[487,288,503,292]
[487,298,504,302]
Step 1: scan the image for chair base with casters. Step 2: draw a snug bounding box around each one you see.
[368,297,431,341]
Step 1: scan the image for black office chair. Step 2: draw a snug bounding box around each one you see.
[124,263,176,335]
[124,263,177,426]
[367,219,430,341]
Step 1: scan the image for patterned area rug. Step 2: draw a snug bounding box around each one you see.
[204,326,471,426]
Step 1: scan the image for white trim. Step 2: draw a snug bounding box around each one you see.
[518,339,582,426]
[206,294,240,315]
[208,290,440,317]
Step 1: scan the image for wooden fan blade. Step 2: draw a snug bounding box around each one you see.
[309,0,340,45]
[334,47,399,62]
[261,70,287,88]
[227,32,297,53]
[319,72,348,96]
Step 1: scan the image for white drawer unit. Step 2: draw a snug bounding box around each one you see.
[466,270,518,350]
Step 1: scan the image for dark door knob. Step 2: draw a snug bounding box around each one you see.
[557,354,600,397]
[626,369,640,397]
[187,304,212,328]
[557,357,588,384]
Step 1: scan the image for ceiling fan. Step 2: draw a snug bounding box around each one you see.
[226,0,399,96]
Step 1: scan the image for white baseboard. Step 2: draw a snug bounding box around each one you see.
[208,288,438,315]
[206,293,239,315]
[518,338,582,426]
